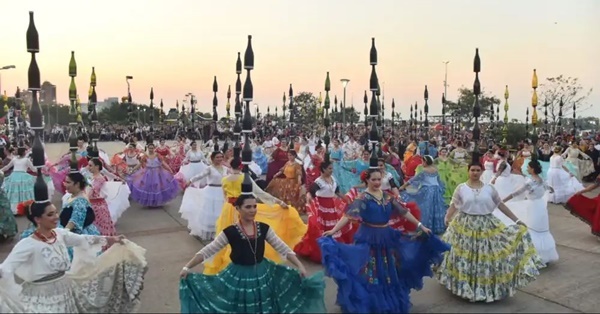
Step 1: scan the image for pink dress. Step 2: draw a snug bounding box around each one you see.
[88,174,117,236]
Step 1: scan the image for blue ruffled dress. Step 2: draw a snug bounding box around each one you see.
[335,159,370,194]
[253,146,269,175]
[401,170,448,234]
[318,192,450,313]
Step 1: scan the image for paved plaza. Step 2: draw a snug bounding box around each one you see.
[1,142,598,313]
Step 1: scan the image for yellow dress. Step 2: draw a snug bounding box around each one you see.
[202,175,308,275]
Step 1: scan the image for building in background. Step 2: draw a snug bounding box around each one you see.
[40,81,56,105]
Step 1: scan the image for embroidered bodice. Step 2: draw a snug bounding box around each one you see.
[87,174,107,200]
[196,222,293,266]
[563,147,587,160]
[144,156,162,168]
[186,150,206,163]
[346,192,408,225]
[451,149,467,162]
[329,147,344,160]
[510,177,548,200]
[61,197,95,232]
[408,170,444,188]
[380,171,396,191]
[310,177,339,198]
[0,228,106,282]
[191,165,229,184]
[155,145,171,157]
[549,155,565,168]
[3,157,36,172]
[451,183,502,215]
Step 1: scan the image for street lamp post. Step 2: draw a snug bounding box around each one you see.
[126,76,133,132]
[341,79,349,125]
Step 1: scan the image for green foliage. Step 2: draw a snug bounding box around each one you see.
[445,87,501,125]
[97,102,163,125]
[331,107,361,124]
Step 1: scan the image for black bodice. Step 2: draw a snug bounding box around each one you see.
[223,222,269,266]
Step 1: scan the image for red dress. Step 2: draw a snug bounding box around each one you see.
[305,154,323,190]
[565,175,600,237]
[402,155,422,181]
[294,177,354,263]
[266,147,288,183]
[169,144,185,173]
[88,174,116,237]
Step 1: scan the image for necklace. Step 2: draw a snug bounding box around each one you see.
[238,220,259,273]
[34,229,57,244]
[466,180,484,195]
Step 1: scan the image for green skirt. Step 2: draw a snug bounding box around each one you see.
[435,213,544,302]
[179,259,326,313]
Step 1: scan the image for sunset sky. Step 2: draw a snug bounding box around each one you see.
[1,0,598,121]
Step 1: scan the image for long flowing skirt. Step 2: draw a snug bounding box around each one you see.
[401,185,447,234]
[203,201,307,274]
[318,226,449,313]
[565,194,600,237]
[266,178,305,213]
[493,196,559,264]
[127,167,180,207]
[3,171,35,214]
[253,149,269,175]
[0,190,17,239]
[0,241,147,313]
[90,198,117,236]
[435,213,544,302]
[103,182,131,223]
[547,168,584,203]
[180,260,325,313]
[180,185,224,240]
[174,162,208,189]
[294,197,353,263]
[493,174,526,200]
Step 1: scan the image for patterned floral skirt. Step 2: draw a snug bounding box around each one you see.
[180,260,326,313]
[435,213,545,302]
[266,178,305,213]
[90,198,117,236]
[0,190,17,239]
[0,241,147,313]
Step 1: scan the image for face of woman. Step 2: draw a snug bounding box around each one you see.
[64,176,80,194]
[367,171,382,189]
[160,140,165,146]
[288,153,295,161]
[468,165,483,181]
[323,164,333,176]
[527,165,534,175]
[439,149,447,157]
[87,160,99,173]
[362,151,369,159]
[77,140,84,147]
[147,145,155,153]
[35,204,59,229]
[543,143,549,149]
[378,161,385,170]
[237,198,258,220]
[191,142,197,149]
[212,153,224,164]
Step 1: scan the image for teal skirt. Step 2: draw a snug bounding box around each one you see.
[179,259,326,313]
[4,171,35,213]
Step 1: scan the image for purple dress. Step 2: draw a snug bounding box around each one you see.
[128,155,180,207]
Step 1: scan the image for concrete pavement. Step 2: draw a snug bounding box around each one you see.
[1,142,598,313]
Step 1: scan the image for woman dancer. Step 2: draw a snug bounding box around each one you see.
[318,167,449,313]
[565,174,600,239]
[175,141,208,188]
[50,136,88,194]
[547,146,583,204]
[512,142,532,174]
[112,141,142,178]
[447,140,469,189]
[0,172,17,240]
[0,201,146,312]
[179,193,325,313]
[0,146,36,214]
[563,141,594,181]
[252,139,269,175]
[491,150,526,199]
[179,150,229,240]
[155,138,173,163]
[337,150,370,194]
[294,160,353,263]
[436,162,544,302]
[481,149,497,183]
[86,158,117,236]
[495,158,559,265]
[266,150,305,211]
[305,144,325,190]
[128,141,179,207]
[399,155,447,234]
[203,158,306,274]
[169,135,188,174]
[266,137,288,183]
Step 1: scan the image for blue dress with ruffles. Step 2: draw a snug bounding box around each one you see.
[318,192,450,313]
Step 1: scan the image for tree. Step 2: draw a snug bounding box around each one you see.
[290,92,319,127]
[538,75,593,125]
[445,87,501,125]
[331,107,361,124]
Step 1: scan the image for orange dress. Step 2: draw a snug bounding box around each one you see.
[266,162,305,212]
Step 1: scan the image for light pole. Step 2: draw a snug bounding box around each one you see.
[0,65,16,94]
[340,78,349,125]
[442,61,449,98]
[126,75,133,132]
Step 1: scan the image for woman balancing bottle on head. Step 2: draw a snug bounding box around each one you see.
[179,175,326,313]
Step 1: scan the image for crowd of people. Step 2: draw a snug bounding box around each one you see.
[0,121,598,313]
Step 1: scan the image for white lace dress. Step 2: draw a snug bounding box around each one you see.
[177,150,208,182]
[493,178,559,265]
[179,165,230,240]
[0,229,146,313]
[492,160,526,200]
